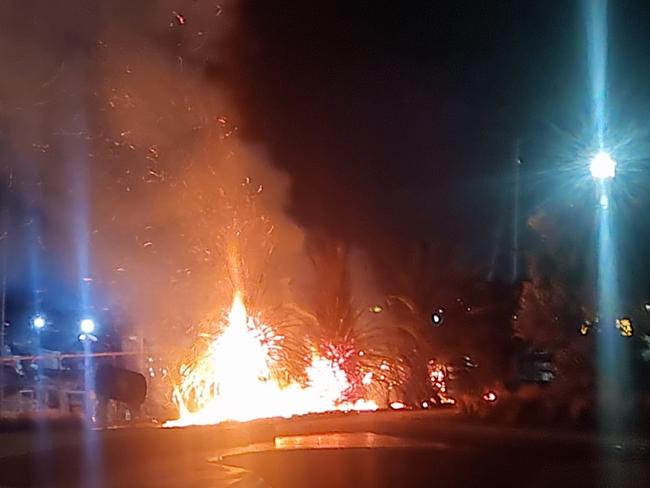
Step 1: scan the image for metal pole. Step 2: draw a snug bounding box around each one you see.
[511,139,521,283]
[0,206,7,411]
[140,334,145,374]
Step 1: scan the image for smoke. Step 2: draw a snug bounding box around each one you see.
[0,1,313,349]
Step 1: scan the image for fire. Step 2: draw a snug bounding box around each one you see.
[164,293,377,427]
[428,360,455,404]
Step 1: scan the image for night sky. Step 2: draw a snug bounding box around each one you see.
[2,0,650,348]
[229,1,577,245]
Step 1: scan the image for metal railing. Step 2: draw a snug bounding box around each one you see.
[0,350,141,363]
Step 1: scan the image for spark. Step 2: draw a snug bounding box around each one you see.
[172,11,186,25]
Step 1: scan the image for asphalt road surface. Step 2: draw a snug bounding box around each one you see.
[0,410,649,487]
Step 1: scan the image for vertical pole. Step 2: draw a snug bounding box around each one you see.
[511,139,521,284]
[140,335,145,374]
[0,206,7,412]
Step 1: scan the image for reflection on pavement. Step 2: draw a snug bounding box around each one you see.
[273,432,450,450]
[212,431,451,462]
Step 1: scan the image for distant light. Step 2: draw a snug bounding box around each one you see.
[32,315,46,330]
[431,313,443,326]
[80,318,96,334]
[440,396,456,405]
[421,401,429,409]
[589,151,616,180]
[389,401,407,410]
[616,318,633,337]
[482,391,498,402]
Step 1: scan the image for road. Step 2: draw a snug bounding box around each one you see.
[0,410,649,487]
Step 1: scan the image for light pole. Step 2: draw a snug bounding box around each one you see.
[590,151,616,209]
[31,314,46,409]
[0,206,7,412]
[79,318,97,424]
[589,149,631,436]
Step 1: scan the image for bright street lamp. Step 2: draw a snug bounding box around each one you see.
[80,318,96,334]
[589,151,617,180]
[32,315,46,330]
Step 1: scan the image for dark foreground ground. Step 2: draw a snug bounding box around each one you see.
[0,410,649,487]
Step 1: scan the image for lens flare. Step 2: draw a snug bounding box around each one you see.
[589,151,616,180]
[164,292,377,427]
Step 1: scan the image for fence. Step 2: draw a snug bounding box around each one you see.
[0,351,144,420]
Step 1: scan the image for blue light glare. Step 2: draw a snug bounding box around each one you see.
[585,0,609,148]
[599,193,609,210]
[32,315,46,329]
[595,184,627,434]
[585,0,635,451]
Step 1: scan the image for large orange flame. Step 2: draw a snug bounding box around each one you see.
[164,293,377,427]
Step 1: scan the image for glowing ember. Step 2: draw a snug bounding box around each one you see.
[427,360,455,404]
[164,293,377,427]
[482,391,497,402]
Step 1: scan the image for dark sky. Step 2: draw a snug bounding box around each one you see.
[228,2,578,245]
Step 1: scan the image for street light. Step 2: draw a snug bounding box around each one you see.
[80,318,96,334]
[589,151,617,180]
[32,315,46,330]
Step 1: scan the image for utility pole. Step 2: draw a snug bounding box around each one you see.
[0,197,8,411]
[511,139,521,284]
[0,166,12,413]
